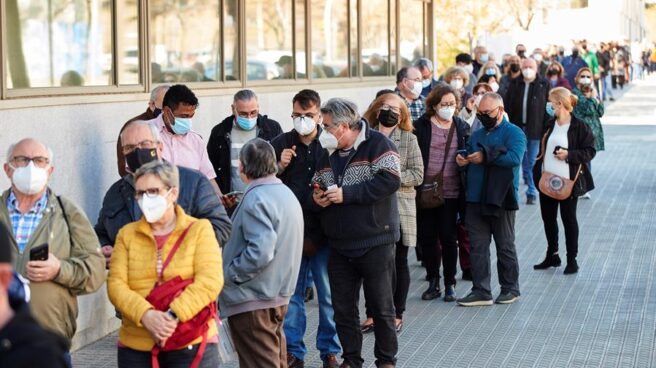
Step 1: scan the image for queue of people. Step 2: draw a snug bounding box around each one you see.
[0,40,607,368]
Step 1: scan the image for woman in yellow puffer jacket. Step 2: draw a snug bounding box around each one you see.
[107,160,223,367]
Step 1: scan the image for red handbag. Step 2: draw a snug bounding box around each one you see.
[145,223,218,368]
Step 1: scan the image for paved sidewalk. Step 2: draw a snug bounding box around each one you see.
[73,78,656,367]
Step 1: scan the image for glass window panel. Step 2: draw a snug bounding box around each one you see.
[362,0,389,77]
[224,0,239,81]
[390,0,397,74]
[295,0,307,79]
[399,0,425,67]
[311,0,348,78]
[117,0,139,85]
[6,0,113,88]
[349,0,358,78]
[245,0,293,81]
[150,1,220,83]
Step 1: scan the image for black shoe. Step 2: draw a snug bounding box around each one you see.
[526,196,536,205]
[461,269,473,281]
[444,285,456,302]
[304,287,314,303]
[564,259,579,274]
[323,354,340,368]
[495,292,520,304]
[456,292,493,307]
[421,278,441,300]
[288,354,305,368]
[533,253,561,270]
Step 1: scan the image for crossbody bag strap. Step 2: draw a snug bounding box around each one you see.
[573,164,583,181]
[56,196,74,249]
[439,122,457,174]
[160,222,195,277]
[535,128,551,161]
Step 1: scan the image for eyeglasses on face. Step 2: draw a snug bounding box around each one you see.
[380,104,401,114]
[135,187,171,199]
[122,140,158,154]
[10,156,50,168]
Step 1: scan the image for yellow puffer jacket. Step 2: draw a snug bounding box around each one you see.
[107,205,223,351]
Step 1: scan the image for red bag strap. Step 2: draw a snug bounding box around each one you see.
[160,223,195,278]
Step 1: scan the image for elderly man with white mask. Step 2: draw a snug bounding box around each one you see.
[0,138,105,365]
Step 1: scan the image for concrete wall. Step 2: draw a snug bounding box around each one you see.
[0,81,392,349]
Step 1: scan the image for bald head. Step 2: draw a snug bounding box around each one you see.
[6,138,53,165]
[521,57,537,71]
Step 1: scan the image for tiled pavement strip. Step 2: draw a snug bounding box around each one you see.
[73,76,656,367]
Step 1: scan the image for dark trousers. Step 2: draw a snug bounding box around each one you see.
[329,244,397,368]
[539,193,579,259]
[457,221,471,272]
[117,343,219,368]
[466,204,520,298]
[366,236,411,320]
[418,198,459,286]
[229,305,288,368]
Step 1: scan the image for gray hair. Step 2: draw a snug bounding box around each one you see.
[149,85,170,102]
[134,160,179,189]
[5,140,54,166]
[321,98,361,129]
[233,89,258,104]
[414,58,434,72]
[120,120,161,144]
[481,92,505,107]
[239,138,278,180]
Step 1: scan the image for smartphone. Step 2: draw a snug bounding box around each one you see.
[456,149,468,157]
[553,146,567,155]
[30,243,49,261]
[312,182,328,191]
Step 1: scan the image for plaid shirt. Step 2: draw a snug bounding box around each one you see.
[397,91,426,122]
[7,191,49,253]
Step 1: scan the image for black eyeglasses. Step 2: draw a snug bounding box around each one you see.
[135,187,170,199]
[10,156,50,168]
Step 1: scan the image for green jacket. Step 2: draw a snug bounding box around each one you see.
[583,51,600,77]
[0,189,105,342]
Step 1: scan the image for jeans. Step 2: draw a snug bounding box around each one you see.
[466,204,520,299]
[539,193,579,259]
[418,198,459,286]
[522,138,540,198]
[329,244,397,368]
[117,343,219,368]
[602,75,614,100]
[284,246,340,360]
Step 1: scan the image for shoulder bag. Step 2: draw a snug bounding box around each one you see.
[419,122,455,209]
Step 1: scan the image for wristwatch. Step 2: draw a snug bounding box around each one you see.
[166,308,179,322]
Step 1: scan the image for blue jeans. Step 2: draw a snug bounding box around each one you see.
[602,75,614,99]
[522,138,540,198]
[284,246,340,360]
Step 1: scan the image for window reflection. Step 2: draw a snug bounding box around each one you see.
[224,0,239,81]
[149,1,220,83]
[311,0,348,78]
[117,0,139,84]
[7,0,113,88]
[399,0,425,67]
[362,0,389,76]
[246,0,294,80]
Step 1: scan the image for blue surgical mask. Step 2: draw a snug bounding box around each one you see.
[480,53,489,62]
[236,116,257,130]
[545,102,555,117]
[171,117,192,135]
[422,79,431,88]
[485,68,496,76]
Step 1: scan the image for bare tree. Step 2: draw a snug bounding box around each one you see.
[508,0,537,31]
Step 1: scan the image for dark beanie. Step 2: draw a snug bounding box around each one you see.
[0,222,11,263]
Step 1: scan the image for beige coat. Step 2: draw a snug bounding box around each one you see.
[388,128,424,247]
[0,189,105,342]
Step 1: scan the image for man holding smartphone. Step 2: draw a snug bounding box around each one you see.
[0,138,105,364]
[271,90,341,367]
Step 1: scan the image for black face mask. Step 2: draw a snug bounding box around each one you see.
[476,110,500,131]
[378,109,399,128]
[572,50,579,58]
[509,63,520,73]
[125,148,158,173]
[153,108,162,118]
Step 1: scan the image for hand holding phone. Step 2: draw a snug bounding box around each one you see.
[30,243,49,261]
